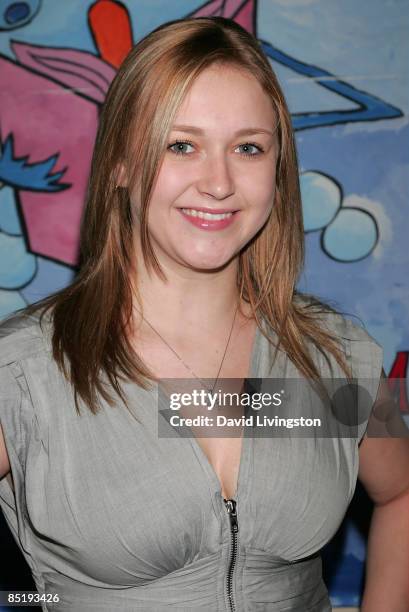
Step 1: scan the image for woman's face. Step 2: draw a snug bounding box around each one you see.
[131,63,279,273]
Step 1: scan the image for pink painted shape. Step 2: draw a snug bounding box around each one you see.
[228,0,255,33]
[11,42,116,104]
[0,54,99,265]
[191,0,255,34]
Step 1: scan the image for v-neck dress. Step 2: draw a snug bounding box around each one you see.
[0,304,383,611]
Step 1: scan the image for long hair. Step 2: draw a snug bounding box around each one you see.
[23,16,352,414]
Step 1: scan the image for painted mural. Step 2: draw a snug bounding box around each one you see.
[0,0,407,607]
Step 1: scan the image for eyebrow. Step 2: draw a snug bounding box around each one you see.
[171,124,275,137]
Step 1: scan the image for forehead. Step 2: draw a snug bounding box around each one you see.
[173,64,276,133]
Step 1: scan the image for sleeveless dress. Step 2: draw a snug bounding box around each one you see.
[0,303,383,611]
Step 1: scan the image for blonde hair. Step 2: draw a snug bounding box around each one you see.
[24,16,352,414]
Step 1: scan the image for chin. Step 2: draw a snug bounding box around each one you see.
[185,255,236,272]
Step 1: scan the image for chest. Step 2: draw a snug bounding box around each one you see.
[135,318,258,501]
[20,348,359,584]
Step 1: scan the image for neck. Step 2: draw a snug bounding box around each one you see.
[131,255,251,341]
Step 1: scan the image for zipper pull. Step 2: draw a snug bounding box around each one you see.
[224,499,239,533]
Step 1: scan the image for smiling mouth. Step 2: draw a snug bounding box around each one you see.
[179,208,238,220]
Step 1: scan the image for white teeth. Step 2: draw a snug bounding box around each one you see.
[181,208,234,220]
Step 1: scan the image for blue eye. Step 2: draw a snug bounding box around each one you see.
[238,143,264,157]
[167,140,194,156]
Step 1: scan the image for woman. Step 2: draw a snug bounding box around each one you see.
[0,16,408,612]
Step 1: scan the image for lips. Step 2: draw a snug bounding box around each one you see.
[177,207,239,231]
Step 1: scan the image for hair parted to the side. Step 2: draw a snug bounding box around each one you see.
[21,16,353,415]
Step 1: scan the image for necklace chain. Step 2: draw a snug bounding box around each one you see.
[135,303,239,393]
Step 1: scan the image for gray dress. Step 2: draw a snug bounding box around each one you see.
[0,304,383,611]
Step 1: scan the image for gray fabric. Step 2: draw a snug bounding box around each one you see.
[0,305,383,611]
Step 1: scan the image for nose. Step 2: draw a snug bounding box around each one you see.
[196,152,235,200]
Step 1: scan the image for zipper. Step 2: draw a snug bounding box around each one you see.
[223,498,239,612]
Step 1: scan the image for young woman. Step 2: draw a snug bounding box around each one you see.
[0,16,408,612]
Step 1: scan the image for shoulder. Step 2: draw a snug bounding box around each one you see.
[294,292,383,379]
[0,309,58,444]
[0,307,52,368]
[294,292,382,348]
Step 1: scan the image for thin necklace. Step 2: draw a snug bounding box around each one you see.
[135,302,239,393]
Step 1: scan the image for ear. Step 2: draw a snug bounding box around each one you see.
[115,162,128,188]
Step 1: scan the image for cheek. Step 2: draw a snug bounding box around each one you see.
[247,175,276,220]
[242,162,275,195]
[129,163,184,212]
[152,165,186,201]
